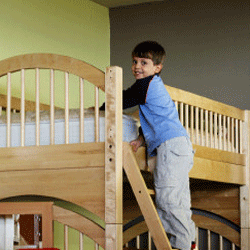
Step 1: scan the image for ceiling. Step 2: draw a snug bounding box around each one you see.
[90,0,164,8]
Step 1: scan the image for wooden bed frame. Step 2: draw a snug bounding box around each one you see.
[0,54,249,250]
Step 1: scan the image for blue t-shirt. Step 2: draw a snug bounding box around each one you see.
[100,74,188,156]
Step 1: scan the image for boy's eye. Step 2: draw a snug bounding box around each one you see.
[141,61,147,66]
[133,60,137,64]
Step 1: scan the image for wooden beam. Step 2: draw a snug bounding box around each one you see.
[0,202,53,248]
[193,144,246,166]
[0,142,105,172]
[0,54,105,91]
[193,214,240,247]
[165,85,245,121]
[105,66,123,249]
[53,205,105,248]
[190,157,246,184]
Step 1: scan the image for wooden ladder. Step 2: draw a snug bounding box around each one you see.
[123,142,173,250]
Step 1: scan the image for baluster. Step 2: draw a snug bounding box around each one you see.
[209,111,213,148]
[7,73,11,147]
[65,72,69,144]
[239,120,243,154]
[214,113,218,149]
[200,108,204,146]
[227,116,231,151]
[180,102,184,125]
[185,104,189,136]
[136,235,140,249]
[95,86,99,142]
[219,235,223,250]
[95,242,99,250]
[235,119,239,153]
[222,115,226,151]
[190,105,194,144]
[207,230,211,250]
[50,69,55,145]
[21,69,25,146]
[79,232,84,250]
[218,114,222,150]
[36,68,40,146]
[231,118,235,153]
[232,242,235,250]
[80,78,84,143]
[64,225,69,250]
[205,110,208,147]
[195,107,199,145]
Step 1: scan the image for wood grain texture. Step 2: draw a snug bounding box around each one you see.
[0,142,105,172]
[0,156,106,219]
[166,85,245,121]
[53,205,105,248]
[0,54,105,91]
[193,214,240,247]
[105,66,123,249]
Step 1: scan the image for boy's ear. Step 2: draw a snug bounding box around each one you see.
[155,63,163,74]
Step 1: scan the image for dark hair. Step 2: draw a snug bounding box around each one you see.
[132,41,166,65]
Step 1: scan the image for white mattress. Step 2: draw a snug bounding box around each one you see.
[0,110,138,147]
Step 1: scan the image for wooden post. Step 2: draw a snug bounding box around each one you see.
[105,66,123,250]
[240,110,250,250]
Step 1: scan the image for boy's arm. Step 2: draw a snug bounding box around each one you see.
[100,75,154,110]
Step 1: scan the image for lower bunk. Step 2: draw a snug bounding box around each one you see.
[0,144,244,250]
[0,182,241,250]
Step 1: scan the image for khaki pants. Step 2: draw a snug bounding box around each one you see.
[154,136,195,250]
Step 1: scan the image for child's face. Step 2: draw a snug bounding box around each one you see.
[132,57,162,80]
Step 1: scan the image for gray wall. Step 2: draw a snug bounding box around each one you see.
[110,0,249,110]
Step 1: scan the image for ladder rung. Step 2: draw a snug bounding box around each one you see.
[148,189,155,195]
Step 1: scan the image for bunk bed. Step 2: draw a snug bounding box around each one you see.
[0,54,249,250]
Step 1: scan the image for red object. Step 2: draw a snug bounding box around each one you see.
[18,249,60,250]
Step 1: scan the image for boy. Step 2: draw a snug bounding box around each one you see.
[101,41,196,250]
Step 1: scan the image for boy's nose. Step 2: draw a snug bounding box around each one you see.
[135,62,141,68]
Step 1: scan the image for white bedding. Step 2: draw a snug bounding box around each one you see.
[0,110,138,147]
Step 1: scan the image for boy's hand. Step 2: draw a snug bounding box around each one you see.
[130,135,145,152]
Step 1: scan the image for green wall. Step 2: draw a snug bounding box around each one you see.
[0,0,109,70]
[0,0,109,249]
[0,0,109,108]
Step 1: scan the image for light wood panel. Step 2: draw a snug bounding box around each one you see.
[190,157,246,184]
[193,144,246,166]
[191,184,240,225]
[0,142,105,172]
[0,54,105,91]
[53,205,105,248]
[0,168,105,219]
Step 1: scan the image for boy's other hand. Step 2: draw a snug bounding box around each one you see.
[130,135,144,152]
